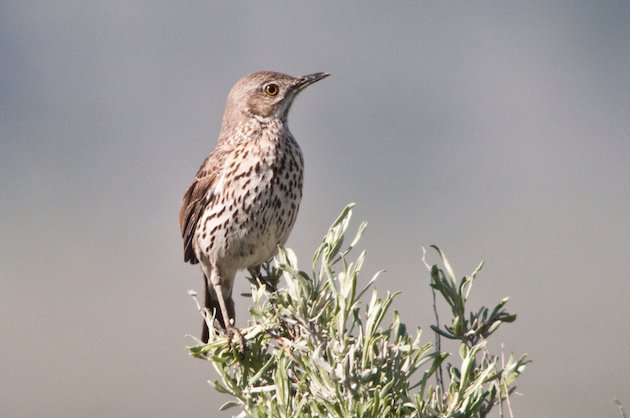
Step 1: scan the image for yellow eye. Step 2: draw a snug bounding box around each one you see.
[264,83,279,96]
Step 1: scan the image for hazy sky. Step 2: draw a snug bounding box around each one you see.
[2,2,629,417]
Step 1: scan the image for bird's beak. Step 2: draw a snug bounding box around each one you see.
[294,72,330,91]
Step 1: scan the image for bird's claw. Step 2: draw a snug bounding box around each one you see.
[227,326,245,355]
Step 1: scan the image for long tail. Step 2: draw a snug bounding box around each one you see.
[201,276,212,343]
[201,274,235,343]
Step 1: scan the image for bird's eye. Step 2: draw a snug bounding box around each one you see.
[264,83,279,96]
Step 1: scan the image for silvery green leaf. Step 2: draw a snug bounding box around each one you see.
[219,401,241,411]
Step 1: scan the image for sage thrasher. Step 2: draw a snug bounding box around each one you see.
[179,71,329,343]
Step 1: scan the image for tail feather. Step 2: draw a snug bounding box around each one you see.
[201,275,235,343]
[201,277,212,343]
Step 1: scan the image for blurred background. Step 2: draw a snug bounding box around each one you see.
[1,1,629,417]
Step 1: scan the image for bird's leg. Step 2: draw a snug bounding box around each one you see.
[247,265,263,286]
[208,267,245,352]
[248,263,278,293]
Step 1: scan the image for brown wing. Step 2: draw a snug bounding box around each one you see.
[179,145,229,264]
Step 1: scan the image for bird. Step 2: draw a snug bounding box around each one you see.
[179,70,329,344]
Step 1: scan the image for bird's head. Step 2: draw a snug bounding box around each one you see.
[222,71,330,124]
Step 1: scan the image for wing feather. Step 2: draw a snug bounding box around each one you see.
[179,146,229,264]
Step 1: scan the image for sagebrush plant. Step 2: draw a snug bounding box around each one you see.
[189,204,528,417]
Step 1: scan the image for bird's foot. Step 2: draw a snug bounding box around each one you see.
[227,325,245,354]
[248,263,279,293]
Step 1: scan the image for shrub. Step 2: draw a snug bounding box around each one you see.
[189,204,528,417]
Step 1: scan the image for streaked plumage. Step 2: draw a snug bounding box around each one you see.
[179,71,329,343]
